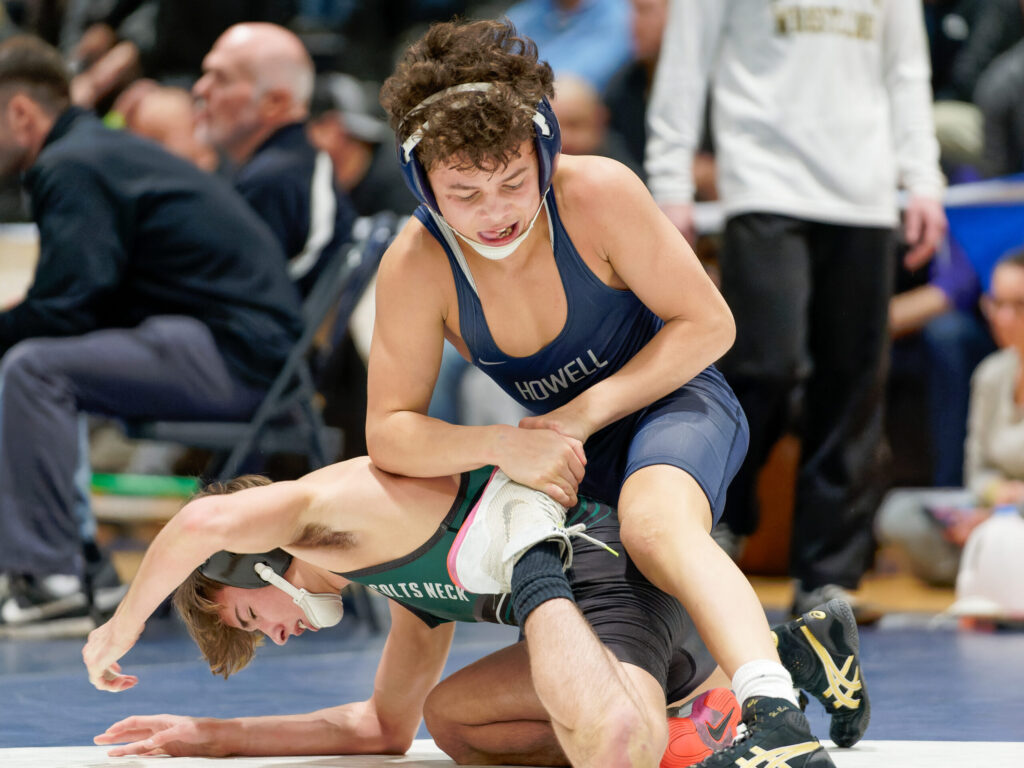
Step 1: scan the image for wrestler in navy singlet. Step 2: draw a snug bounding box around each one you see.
[414,190,749,517]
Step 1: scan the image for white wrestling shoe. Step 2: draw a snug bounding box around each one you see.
[446,468,613,595]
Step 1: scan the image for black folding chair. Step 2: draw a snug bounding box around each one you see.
[124,211,397,481]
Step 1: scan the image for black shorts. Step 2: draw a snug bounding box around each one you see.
[566,512,717,703]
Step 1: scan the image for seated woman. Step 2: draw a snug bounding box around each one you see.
[877,248,1024,586]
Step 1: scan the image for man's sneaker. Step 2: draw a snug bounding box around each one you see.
[447,468,613,594]
[773,598,870,747]
[0,573,91,626]
[692,697,835,768]
[791,583,882,626]
[662,688,741,768]
[0,563,127,637]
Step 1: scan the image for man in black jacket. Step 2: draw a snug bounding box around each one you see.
[0,35,303,630]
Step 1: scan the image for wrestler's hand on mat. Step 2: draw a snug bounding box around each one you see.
[498,425,586,507]
[903,195,947,271]
[82,618,143,692]
[95,714,227,757]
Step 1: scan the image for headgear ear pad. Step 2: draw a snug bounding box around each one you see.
[200,549,294,589]
[199,548,344,629]
[397,89,561,212]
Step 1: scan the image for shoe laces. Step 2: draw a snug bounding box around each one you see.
[564,523,619,557]
[527,489,619,557]
[729,722,751,747]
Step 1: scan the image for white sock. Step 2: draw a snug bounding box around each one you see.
[731,660,799,707]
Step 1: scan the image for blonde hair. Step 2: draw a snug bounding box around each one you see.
[172,475,272,679]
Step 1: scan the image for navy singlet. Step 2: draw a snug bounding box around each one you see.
[415,189,662,413]
[414,190,748,515]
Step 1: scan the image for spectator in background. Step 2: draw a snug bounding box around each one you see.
[974,38,1024,178]
[72,1,296,87]
[602,0,663,166]
[925,0,1024,103]
[602,0,717,205]
[549,73,640,175]
[647,1,947,619]
[877,248,1024,587]
[0,36,303,630]
[923,0,1024,176]
[308,72,416,217]
[194,22,355,297]
[504,0,631,92]
[888,239,994,488]
[327,1,481,83]
[117,81,218,172]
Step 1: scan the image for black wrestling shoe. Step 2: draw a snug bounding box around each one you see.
[693,697,834,768]
[773,598,870,747]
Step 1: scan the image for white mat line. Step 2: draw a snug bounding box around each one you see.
[2,739,1024,768]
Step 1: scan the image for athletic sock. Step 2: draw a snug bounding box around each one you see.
[731,659,799,707]
[510,541,575,624]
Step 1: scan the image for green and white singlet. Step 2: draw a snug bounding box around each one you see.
[337,466,615,627]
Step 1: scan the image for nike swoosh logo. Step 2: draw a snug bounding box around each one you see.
[477,359,507,366]
[706,709,735,743]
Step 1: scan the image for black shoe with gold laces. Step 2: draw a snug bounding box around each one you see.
[772,597,870,747]
[693,696,835,768]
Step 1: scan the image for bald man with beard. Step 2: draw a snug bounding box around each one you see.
[194,23,356,295]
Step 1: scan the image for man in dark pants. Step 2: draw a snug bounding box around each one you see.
[646,0,949,620]
[193,22,355,297]
[0,35,303,630]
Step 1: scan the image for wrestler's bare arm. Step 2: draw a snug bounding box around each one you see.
[94,604,456,758]
[366,222,496,476]
[83,475,324,690]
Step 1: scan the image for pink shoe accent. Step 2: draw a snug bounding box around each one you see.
[446,467,502,591]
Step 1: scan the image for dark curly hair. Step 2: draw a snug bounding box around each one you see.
[380,19,554,173]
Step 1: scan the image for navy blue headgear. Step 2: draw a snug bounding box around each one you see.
[199,548,293,589]
[397,82,561,213]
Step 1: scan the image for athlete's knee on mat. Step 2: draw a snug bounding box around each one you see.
[425,717,503,766]
[425,718,476,765]
[423,685,475,761]
[572,702,667,768]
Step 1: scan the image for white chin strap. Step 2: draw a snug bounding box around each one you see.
[253,562,344,629]
[452,198,546,261]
